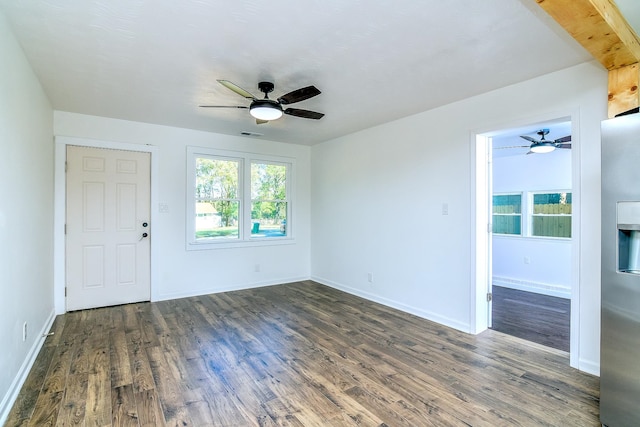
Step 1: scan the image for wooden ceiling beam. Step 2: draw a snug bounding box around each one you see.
[608,63,639,116]
[536,0,640,117]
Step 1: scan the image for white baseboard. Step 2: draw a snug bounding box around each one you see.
[311,275,471,333]
[493,276,571,299]
[578,358,600,377]
[0,310,56,426]
[154,275,311,302]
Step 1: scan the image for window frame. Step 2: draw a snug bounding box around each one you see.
[186,146,295,250]
[492,192,523,236]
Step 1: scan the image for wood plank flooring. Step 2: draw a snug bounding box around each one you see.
[491,286,571,352]
[6,281,599,426]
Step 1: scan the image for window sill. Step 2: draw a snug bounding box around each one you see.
[493,234,571,242]
[186,237,296,251]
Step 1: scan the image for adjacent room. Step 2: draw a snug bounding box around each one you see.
[490,120,573,352]
[2,0,640,425]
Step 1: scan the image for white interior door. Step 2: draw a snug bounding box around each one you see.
[66,145,151,311]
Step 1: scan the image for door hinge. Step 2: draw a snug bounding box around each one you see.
[64,224,67,234]
[486,292,492,302]
[487,223,492,233]
[65,161,68,173]
[65,287,67,297]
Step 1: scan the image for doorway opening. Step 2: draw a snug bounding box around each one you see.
[474,117,577,360]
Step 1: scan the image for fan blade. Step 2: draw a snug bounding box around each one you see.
[554,135,571,143]
[199,105,249,109]
[217,80,256,99]
[278,86,321,105]
[284,108,324,120]
[556,143,572,149]
[520,135,537,143]
[256,119,269,125]
[494,145,530,150]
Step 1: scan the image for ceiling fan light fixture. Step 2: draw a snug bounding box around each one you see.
[249,100,283,121]
[530,141,556,154]
[206,80,323,123]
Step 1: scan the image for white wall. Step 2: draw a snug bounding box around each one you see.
[53,111,311,303]
[0,17,606,422]
[311,61,606,374]
[493,150,572,297]
[0,12,55,422]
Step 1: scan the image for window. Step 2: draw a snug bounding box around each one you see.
[251,162,287,237]
[187,147,293,249]
[194,157,240,240]
[492,194,522,235]
[531,192,571,238]
[492,190,572,239]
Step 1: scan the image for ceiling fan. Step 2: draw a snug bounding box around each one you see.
[200,80,324,124]
[496,129,571,154]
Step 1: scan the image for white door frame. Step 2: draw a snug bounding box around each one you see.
[470,133,492,333]
[54,136,159,314]
[470,110,581,369]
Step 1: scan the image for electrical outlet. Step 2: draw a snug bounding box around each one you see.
[442,203,449,215]
[254,264,261,272]
[367,272,373,283]
[22,322,27,342]
[524,257,530,264]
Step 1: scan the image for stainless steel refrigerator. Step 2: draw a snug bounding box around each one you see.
[601,112,640,426]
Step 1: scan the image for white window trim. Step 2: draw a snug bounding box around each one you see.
[186,146,295,250]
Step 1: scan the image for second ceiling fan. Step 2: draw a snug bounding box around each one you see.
[201,80,324,124]
[496,129,571,154]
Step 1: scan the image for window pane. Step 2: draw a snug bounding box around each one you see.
[251,202,287,237]
[195,201,239,239]
[196,158,238,200]
[493,215,521,235]
[533,192,571,214]
[532,216,571,238]
[493,194,521,214]
[251,163,287,200]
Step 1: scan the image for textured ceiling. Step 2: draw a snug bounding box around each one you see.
[0,0,600,145]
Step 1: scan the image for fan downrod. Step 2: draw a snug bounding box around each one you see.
[258,81,275,96]
[537,129,550,139]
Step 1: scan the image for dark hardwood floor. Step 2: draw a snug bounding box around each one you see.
[6,281,598,426]
[491,285,571,352]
